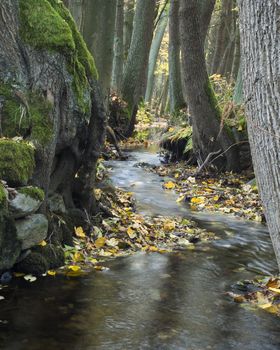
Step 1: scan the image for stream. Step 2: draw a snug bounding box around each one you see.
[0,148,279,350]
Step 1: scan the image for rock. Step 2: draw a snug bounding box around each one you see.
[15,214,48,250]
[15,252,49,275]
[0,215,21,270]
[9,187,44,219]
[48,193,66,214]
[33,244,65,269]
[0,139,35,186]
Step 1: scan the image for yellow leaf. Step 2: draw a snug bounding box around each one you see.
[268,287,280,294]
[164,181,175,190]
[68,265,81,272]
[73,252,84,262]
[127,227,137,239]
[258,302,273,309]
[106,238,119,247]
[94,189,102,200]
[74,226,86,238]
[39,240,47,247]
[175,173,179,179]
[191,196,206,204]
[89,258,98,264]
[176,195,185,203]
[14,272,25,277]
[168,127,174,132]
[95,237,106,248]
[148,246,159,252]
[163,220,176,232]
[47,270,56,276]
[213,195,220,202]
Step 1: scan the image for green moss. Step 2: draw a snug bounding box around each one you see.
[0,139,35,186]
[0,183,7,211]
[19,0,98,114]
[0,83,53,145]
[18,186,45,202]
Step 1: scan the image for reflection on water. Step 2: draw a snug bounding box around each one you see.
[0,149,279,350]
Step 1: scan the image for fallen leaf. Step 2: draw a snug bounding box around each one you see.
[95,237,106,248]
[127,227,137,239]
[47,270,56,276]
[163,220,176,232]
[164,181,176,189]
[74,226,86,238]
[39,240,47,247]
[24,275,37,282]
[268,287,280,294]
[68,265,81,272]
[191,197,206,204]
[0,296,4,301]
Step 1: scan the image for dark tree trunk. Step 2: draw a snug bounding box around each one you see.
[179,0,239,171]
[112,0,124,94]
[239,0,280,270]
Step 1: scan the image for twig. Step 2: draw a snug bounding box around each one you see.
[195,149,222,175]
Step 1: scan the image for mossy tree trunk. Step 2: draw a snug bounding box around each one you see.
[179,0,240,171]
[0,0,105,214]
[121,0,157,136]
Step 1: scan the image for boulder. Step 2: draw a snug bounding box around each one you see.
[48,193,66,214]
[9,186,44,219]
[15,214,48,250]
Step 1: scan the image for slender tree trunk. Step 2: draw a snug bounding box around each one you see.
[179,0,239,171]
[83,0,117,95]
[123,0,135,62]
[239,0,280,270]
[111,0,124,93]
[63,0,85,30]
[199,0,216,45]
[145,10,168,103]
[121,0,157,136]
[231,27,240,80]
[169,0,185,113]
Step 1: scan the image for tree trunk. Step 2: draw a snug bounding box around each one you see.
[179,0,239,171]
[168,0,185,113]
[145,9,168,103]
[239,0,280,270]
[83,0,117,95]
[63,0,85,30]
[199,0,216,45]
[0,0,105,213]
[123,0,135,62]
[111,0,124,94]
[121,0,157,136]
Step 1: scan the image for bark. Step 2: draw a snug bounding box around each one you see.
[168,0,185,113]
[83,0,117,95]
[0,0,105,214]
[121,0,157,136]
[145,10,168,103]
[239,0,280,270]
[179,0,239,171]
[231,26,240,80]
[199,0,216,45]
[111,0,124,93]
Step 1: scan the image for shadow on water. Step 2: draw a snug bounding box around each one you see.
[0,148,279,350]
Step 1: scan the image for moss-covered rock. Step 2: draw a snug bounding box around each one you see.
[0,139,35,186]
[0,183,8,212]
[15,252,49,275]
[0,83,53,145]
[18,186,45,202]
[33,244,65,269]
[19,0,98,114]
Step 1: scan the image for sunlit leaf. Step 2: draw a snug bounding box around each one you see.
[95,237,106,248]
[164,181,176,189]
[47,270,56,276]
[74,226,86,238]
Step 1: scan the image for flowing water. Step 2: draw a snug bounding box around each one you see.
[0,148,279,350]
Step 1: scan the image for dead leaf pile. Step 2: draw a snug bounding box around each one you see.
[140,162,263,222]
[228,277,280,316]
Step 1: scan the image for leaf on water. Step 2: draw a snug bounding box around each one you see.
[191,196,206,204]
[47,270,56,276]
[0,296,5,301]
[94,237,106,248]
[24,275,37,282]
[74,226,86,238]
[164,181,176,189]
[68,265,81,272]
[13,272,25,277]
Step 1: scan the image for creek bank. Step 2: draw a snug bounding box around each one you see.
[137,160,263,222]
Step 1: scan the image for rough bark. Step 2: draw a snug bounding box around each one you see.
[239,0,280,270]
[145,9,168,103]
[121,0,157,136]
[83,0,117,95]
[123,0,135,61]
[179,0,239,171]
[199,0,216,45]
[111,0,124,93]
[168,0,185,113]
[63,0,85,30]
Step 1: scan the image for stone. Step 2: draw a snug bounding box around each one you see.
[0,215,21,271]
[9,191,42,219]
[48,193,66,214]
[15,252,49,275]
[15,214,48,250]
